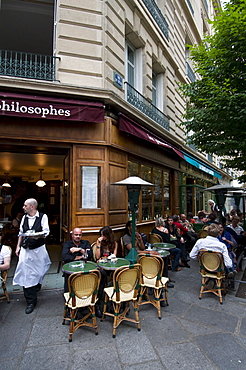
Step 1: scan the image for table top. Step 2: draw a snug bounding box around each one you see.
[62,261,97,274]
[152,243,177,250]
[97,258,130,271]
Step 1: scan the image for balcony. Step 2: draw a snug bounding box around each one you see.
[0,50,59,81]
[142,0,169,40]
[186,61,196,82]
[125,82,170,131]
[186,0,194,16]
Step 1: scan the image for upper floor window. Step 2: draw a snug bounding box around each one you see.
[125,41,142,93]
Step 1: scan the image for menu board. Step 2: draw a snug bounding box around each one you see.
[81,166,98,208]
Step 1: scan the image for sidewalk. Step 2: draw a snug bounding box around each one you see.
[1,259,246,370]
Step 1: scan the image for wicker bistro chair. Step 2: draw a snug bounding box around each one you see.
[198,229,208,239]
[0,246,12,303]
[62,269,101,342]
[102,264,141,338]
[138,254,169,319]
[149,233,162,245]
[198,249,226,304]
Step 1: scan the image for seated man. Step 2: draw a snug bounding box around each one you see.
[190,223,234,276]
[123,221,174,291]
[62,227,105,318]
[0,234,11,271]
[227,216,246,245]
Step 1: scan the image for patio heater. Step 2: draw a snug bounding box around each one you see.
[113,176,154,263]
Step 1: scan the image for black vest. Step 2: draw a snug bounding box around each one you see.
[21,213,45,249]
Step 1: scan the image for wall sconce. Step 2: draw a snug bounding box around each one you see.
[36,169,46,187]
[2,173,11,188]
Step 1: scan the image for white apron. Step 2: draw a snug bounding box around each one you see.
[13,245,51,288]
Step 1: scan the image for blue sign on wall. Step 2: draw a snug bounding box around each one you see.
[113,71,123,89]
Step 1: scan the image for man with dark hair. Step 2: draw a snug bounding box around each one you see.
[13,198,51,314]
[190,223,233,273]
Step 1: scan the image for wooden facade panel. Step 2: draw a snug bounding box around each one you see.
[109,212,127,226]
[76,214,105,228]
[109,163,127,211]
[77,146,105,161]
[109,149,127,166]
[0,116,105,143]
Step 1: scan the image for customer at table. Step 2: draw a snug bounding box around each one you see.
[217,223,237,273]
[165,216,190,268]
[122,221,145,256]
[190,223,234,276]
[95,226,118,261]
[62,227,104,318]
[152,217,181,274]
[0,234,11,271]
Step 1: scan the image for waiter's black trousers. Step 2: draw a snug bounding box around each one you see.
[23,286,37,306]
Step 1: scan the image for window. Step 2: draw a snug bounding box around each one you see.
[125,41,142,92]
[81,166,100,209]
[152,71,164,111]
[127,160,170,221]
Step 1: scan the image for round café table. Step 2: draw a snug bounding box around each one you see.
[97,258,130,271]
[62,261,97,275]
[152,243,176,252]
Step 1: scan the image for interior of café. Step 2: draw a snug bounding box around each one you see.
[0,148,67,292]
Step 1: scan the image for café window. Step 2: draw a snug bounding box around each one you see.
[128,161,139,176]
[163,171,170,216]
[81,166,101,209]
[154,168,162,218]
[141,164,152,221]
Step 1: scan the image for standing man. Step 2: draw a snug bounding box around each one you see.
[13,198,51,314]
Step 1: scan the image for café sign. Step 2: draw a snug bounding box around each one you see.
[0,92,104,123]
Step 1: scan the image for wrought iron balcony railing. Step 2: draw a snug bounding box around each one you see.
[125,82,170,131]
[186,0,194,16]
[186,61,196,82]
[0,50,59,81]
[142,0,169,40]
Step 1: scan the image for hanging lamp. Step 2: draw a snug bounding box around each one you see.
[2,173,11,188]
[36,169,46,187]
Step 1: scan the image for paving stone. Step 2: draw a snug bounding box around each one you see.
[184,304,239,332]
[141,315,189,346]
[239,317,246,336]
[116,326,158,365]
[123,360,166,370]
[27,316,68,346]
[71,346,121,370]
[177,318,222,336]
[195,333,246,369]
[156,341,214,370]
[18,344,70,370]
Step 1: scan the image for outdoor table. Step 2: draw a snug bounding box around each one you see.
[146,248,170,258]
[152,243,176,251]
[62,261,97,275]
[97,258,130,271]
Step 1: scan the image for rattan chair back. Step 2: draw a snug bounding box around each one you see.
[149,233,162,244]
[113,264,141,301]
[138,255,163,287]
[68,270,100,304]
[198,229,208,239]
[199,250,224,273]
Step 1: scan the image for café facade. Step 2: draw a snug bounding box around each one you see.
[0,89,227,245]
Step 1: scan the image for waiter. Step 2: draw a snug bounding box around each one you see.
[13,198,51,314]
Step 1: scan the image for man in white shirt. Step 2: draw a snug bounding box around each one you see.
[190,223,232,271]
[0,236,11,271]
[13,198,51,314]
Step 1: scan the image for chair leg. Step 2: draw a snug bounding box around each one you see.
[199,277,206,299]
[217,279,223,304]
[112,303,120,338]
[102,294,109,320]
[154,289,162,319]
[69,308,75,342]
[138,286,146,305]
[1,281,10,303]
[132,300,141,331]
[91,306,98,335]
[164,285,169,306]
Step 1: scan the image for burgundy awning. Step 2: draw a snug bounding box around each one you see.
[119,113,184,159]
[0,91,104,122]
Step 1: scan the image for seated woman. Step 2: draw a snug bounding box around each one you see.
[165,216,190,268]
[152,217,182,273]
[95,226,118,261]
[0,234,11,271]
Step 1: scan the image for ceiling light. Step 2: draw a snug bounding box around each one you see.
[2,173,11,188]
[36,169,46,187]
